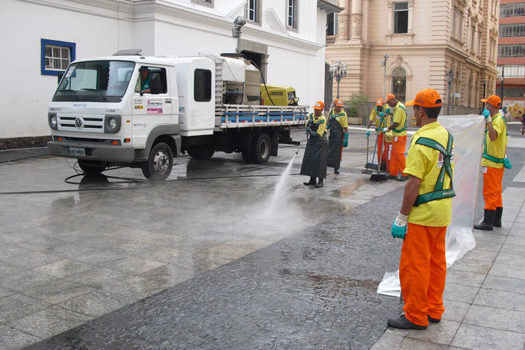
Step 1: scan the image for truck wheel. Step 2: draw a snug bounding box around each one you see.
[78,160,106,175]
[250,133,271,164]
[188,146,215,160]
[142,142,173,181]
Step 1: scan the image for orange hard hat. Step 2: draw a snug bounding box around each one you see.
[334,99,344,107]
[481,95,502,108]
[385,94,396,102]
[406,88,443,108]
[313,100,325,110]
[376,98,383,106]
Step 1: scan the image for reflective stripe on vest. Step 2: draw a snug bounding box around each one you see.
[413,131,456,207]
[482,114,506,164]
[329,110,346,119]
[392,104,407,133]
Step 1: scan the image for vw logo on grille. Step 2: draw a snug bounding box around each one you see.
[75,117,83,128]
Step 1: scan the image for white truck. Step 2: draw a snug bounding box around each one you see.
[47,50,308,180]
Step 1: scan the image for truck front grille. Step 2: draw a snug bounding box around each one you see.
[58,114,104,133]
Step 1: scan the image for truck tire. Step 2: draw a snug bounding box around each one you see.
[250,133,271,164]
[187,146,215,160]
[141,142,173,181]
[78,160,106,175]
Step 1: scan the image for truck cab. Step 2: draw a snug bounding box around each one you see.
[48,53,210,180]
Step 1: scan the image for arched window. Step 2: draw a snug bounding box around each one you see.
[392,67,406,102]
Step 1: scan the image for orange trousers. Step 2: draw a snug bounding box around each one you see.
[400,223,447,327]
[483,166,504,210]
[390,135,407,176]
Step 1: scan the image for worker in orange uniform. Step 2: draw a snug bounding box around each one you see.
[387,89,455,330]
[383,94,408,181]
[474,95,511,230]
[301,101,328,188]
[327,99,349,174]
[367,98,390,171]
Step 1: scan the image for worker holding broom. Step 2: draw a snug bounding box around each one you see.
[387,88,455,330]
[367,98,390,171]
[327,99,349,174]
[384,94,408,181]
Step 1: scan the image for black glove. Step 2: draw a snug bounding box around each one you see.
[305,127,316,136]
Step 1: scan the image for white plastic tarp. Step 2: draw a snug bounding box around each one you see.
[377,115,486,297]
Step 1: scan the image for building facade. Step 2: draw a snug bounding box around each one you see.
[497,0,525,119]
[326,0,499,115]
[0,0,340,141]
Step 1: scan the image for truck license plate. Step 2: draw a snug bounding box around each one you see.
[69,147,86,156]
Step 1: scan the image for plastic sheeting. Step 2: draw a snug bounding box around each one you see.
[377,115,486,297]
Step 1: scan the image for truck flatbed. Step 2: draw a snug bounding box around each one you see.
[216,104,308,128]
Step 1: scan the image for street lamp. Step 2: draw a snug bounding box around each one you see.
[446,69,454,115]
[382,54,389,100]
[329,61,347,99]
[232,16,246,54]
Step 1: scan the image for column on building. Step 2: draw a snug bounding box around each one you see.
[350,0,362,44]
[337,0,350,41]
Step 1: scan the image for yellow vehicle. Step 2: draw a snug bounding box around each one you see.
[260,85,299,106]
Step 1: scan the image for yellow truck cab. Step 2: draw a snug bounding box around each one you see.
[260,85,299,106]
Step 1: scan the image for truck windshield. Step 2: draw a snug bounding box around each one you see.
[53,60,135,102]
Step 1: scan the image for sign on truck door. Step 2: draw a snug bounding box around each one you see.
[132,66,173,148]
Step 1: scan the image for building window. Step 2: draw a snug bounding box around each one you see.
[491,39,497,61]
[500,3,525,17]
[500,24,525,37]
[498,65,525,78]
[477,30,482,55]
[194,69,211,102]
[500,87,525,97]
[192,0,213,7]
[498,44,525,57]
[287,0,297,29]
[392,67,406,102]
[326,13,338,36]
[41,39,75,76]
[451,8,463,41]
[247,0,261,23]
[394,2,408,34]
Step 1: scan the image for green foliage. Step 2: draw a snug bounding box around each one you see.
[344,94,369,117]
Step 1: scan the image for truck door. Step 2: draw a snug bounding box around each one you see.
[131,65,173,149]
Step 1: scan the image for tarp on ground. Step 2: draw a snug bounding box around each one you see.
[377,115,486,297]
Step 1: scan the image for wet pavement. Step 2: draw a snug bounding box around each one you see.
[0,127,524,349]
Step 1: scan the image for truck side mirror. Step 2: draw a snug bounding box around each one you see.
[57,71,64,85]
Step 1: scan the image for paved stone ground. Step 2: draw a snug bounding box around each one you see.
[1,126,524,349]
[0,147,49,163]
[23,187,405,350]
[0,128,405,350]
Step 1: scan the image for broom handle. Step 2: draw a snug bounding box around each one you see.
[371,132,378,165]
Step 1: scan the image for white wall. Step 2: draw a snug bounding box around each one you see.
[1,0,327,139]
[0,0,133,138]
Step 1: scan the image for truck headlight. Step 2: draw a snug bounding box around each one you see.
[48,113,58,130]
[104,115,121,133]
